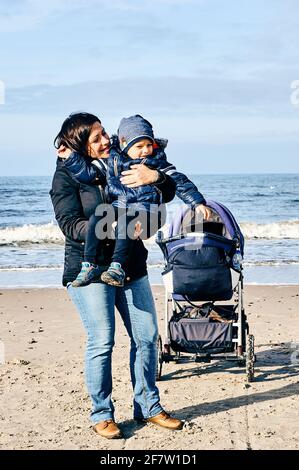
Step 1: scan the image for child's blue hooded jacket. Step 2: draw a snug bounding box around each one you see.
[63,137,206,209]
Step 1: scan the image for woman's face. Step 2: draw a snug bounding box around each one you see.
[87,122,110,159]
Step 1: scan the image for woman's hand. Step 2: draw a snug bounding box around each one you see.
[195,204,212,220]
[120,164,159,188]
[57,145,72,159]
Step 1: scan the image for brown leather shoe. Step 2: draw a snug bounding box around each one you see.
[145,411,183,430]
[93,420,123,439]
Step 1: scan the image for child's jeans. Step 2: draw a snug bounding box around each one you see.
[84,205,166,268]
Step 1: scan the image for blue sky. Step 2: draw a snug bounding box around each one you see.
[0,0,299,175]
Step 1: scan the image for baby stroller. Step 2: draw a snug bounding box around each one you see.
[156,201,255,383]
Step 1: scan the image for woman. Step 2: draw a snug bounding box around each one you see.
[50,112,183,439]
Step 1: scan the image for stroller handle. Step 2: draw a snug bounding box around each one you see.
[156,230,237,248]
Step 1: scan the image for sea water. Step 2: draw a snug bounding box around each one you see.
[0,174,298,287]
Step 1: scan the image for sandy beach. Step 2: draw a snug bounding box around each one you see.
[0,285,298,450]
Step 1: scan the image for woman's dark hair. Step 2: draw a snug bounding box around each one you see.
[54,112,101,156]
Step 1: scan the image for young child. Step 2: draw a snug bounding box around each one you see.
[64,115,210,287]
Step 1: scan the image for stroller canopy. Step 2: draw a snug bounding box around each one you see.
[167,200,245,256]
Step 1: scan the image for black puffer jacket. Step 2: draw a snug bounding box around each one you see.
[50,158,175,286]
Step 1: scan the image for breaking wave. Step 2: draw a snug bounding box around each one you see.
[0,223,64,246]
[241,220,299,240]
[1,219,299,247]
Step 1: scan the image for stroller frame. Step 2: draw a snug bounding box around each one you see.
[156,203,255,383]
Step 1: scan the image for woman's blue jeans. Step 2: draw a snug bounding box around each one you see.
[67,275,163,424]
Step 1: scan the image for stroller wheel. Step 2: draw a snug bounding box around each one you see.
[156,335,163,381]
[246,334,255,383]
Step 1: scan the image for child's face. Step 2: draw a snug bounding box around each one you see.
[127,139,154,159]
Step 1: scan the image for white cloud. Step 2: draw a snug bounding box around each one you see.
[1,75,294,117]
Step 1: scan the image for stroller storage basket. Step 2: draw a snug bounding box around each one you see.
[169,317,234,354]
[165,243,233,300]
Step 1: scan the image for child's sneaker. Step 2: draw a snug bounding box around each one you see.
[101,262,125,287]
[72,262,102,287]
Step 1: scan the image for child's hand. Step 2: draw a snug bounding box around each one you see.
[195,204,212,220]
[57,145,72,159]
[133,221,144,239]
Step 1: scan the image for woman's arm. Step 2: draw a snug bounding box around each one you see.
[120,164,176,203]
[50,167,88,242]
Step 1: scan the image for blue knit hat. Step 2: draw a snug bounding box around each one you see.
[118,115,155,152]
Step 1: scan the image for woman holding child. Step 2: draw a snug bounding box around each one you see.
[50,112,209,439]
